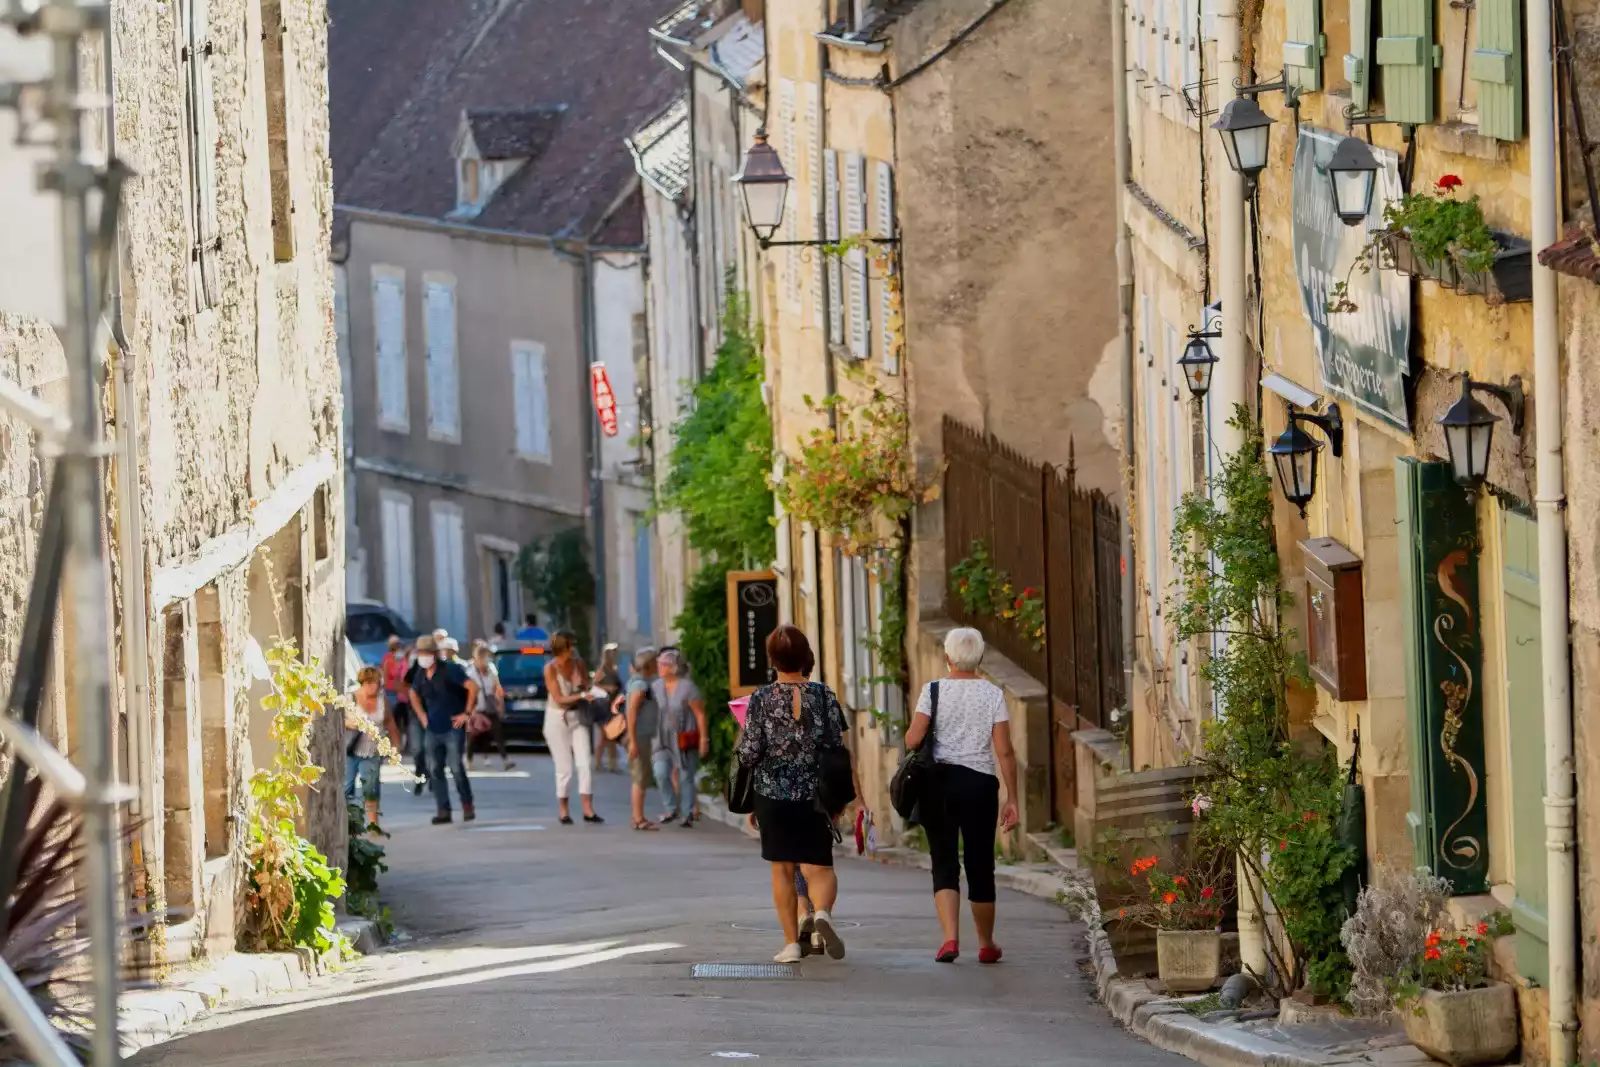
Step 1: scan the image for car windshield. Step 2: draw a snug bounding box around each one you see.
[494,649,547,686]
[346,612,395,645]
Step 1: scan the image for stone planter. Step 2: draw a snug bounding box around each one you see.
[1156,929,1221,993]
[1401,983,1519,1066]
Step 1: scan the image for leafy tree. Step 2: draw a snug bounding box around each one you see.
[516,527,597,655]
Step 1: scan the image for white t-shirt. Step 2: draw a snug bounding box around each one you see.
[912,677,1009,777]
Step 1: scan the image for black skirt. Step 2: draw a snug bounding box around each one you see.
[754,794,834,867]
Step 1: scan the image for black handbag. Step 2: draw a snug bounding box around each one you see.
[726,759,756,815]
[890,681,938,821]
[812,685,856,817]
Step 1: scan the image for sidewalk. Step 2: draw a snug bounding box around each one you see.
[696,793,1452,1067]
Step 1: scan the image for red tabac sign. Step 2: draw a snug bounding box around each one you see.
[589,363,619,437]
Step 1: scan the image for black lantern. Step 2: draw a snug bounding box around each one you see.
[1327,136,1379,226]
[1436,372,1524,488]
[1267,402,1344,517]
[1212,97,1274,188]
[1177,328,1220,399]
[732,129,792,244]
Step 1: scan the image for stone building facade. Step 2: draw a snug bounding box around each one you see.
[0,0,345,960]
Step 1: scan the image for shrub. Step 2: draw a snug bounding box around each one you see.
[1341,866,1452,1016]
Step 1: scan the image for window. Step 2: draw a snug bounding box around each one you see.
[486,548,521,634]
[424,278,460,441]
[806,84,825,330]
[380,491,416,624]
[874,161,897,373]
[460,158,481,209]
[430,502,467,639]
[511,340,552,461]
[843,153,869,359]
[261,0,295,261]
[312,484,330,562]
[181,0,220,309]
[778,79,801,310]
[1181,0,1199,89]
[824,150,844,345]
[373,267,408,432]
[1155,0,1170,85]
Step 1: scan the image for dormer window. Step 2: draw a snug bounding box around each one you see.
[459,156,482,211]
[449,105,566,220]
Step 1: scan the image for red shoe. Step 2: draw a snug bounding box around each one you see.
[978,944,1003,964]
[936,940,959,963]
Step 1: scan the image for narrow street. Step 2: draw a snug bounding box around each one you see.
[133,759,1187,1067]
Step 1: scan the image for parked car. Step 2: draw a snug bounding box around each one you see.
[494,642,549,747]
[346,599,419,666]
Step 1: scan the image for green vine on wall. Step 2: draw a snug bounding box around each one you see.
[950,540,1046,651]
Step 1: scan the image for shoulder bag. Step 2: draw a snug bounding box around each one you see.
[813,684,857,817]
[889,680,938,821]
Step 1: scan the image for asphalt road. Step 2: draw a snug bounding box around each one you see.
[132,754,1190,1067]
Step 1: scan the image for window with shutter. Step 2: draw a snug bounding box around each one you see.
[852,557,871,709]
[778,80,801,310]
[844,153,868,359]
[1377,0,1438,123]
[511,340,551,461]
[182,0,220,310]
[806,84,825,329]
[1471,0,1522,140]
[430,503,467,641]
[875,161,898,374]
[425,280,460,441]
[374,269,408,432]
[838,550,858,703]
[262,0,295,261]
[1181,0,1198,89]
[1156,0,1170,85]
[1346,0,1373,108]
[380,491,416,625]
[824,150,844,345]
[1283,0,1325,89]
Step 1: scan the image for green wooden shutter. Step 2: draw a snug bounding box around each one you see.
[1284,0,1325,90]
[1471,0,1523,140]
[1500,506,1548,982]
[1377,0,1439,123]
[1399,458,1491,894]
[1395,458,1435,870]
[1346,0,1373,109]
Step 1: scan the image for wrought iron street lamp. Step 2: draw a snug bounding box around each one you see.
[1436,372,1525,488]
[1267,402,1344,517]
[731,128,791,245]
[1177,325,1220,399]
[1327,136,1379,226]
[1213,97,1274,190]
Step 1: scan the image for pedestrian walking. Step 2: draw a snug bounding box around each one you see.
[543,630,604,825]
[902,627,1020,964]
[345,666,402,831]
[623,647,662,830]
[734,624,862,963]
[407,633,479,825]
[592,642,624,774]
[380,634,411,741]
[466,641,515,771]
[651,648,708,827]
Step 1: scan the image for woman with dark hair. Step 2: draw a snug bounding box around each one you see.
[543,630,603,825]
[735,624,863,963]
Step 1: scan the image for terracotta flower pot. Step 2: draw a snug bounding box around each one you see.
[1401,983,1519,1067]
[1156,929,1221,993]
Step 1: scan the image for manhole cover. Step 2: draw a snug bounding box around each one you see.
[691,962,800,980]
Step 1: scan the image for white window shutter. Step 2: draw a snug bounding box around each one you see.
[874,161,897,373]
[778,80,800,310]
[844,153,868,360]
[839,553,857,703]
[431,504,467,639]
[425,282,459,439]
[511,345,533,456]
[1156,0,1170,85]
[806,84,825,329]
[381,493,415,624]
[824,150,843,345]
[374,273,408,431]
[512,340,551,460]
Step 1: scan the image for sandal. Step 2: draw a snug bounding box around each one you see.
[632,819,660,831]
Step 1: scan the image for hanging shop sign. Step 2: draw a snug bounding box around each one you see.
[590,363,620,437]
[1292,127,1412,431]
[726,570,779,697]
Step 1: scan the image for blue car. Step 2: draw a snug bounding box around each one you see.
[494,643,550,747]
[345,600,419,666]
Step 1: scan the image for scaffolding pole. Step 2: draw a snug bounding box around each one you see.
[0,0,128,1063]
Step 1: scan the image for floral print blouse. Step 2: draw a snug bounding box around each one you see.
[735,681,847,802]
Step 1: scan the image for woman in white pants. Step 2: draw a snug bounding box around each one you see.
[542,631,603,825]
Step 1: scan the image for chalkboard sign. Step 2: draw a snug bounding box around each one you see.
[726,570,779,697]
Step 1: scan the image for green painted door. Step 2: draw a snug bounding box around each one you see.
[1501,506,1548,983]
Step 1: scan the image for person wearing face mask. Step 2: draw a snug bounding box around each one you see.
[406,633,479,824]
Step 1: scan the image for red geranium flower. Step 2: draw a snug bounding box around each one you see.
[1174,876,1188,886]
[1458,937,1470,947]
[1278,840,1288,851]
[1436,174,1464,191]
[1425,947,1442,961]
[1162,892,1178,905]
[1476,921,1489,936]
[1200,886,1215,899]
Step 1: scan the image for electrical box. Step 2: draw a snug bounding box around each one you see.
[1300,537,1367,702]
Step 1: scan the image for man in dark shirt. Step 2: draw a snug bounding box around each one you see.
[407,634,480,824]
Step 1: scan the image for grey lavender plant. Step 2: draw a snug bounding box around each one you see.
[1340,865,1452,1016]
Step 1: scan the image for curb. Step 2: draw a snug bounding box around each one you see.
[118,918,384,1053]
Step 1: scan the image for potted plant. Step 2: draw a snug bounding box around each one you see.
[1392,920,1519,1066]
[1104,841,1233,993]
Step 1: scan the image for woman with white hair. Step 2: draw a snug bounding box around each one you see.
[902,626,1020,964]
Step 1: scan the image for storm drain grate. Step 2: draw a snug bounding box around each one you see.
[691,962,800,980]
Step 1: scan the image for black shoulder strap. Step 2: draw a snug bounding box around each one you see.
[929,680,939,726]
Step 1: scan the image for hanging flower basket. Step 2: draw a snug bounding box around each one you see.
[1376,228,1531,304]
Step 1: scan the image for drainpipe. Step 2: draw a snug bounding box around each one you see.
[1110,0,1135,742]
[1528,0,1575,1053]
[104,28,156,912]
[559,244,609,650]
[1211,0,1267,979]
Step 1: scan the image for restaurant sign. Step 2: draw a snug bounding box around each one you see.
[1291,127,1412,431]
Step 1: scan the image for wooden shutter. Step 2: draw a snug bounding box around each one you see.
[425,281,459,440]
[511,343,533,456]
[778,80,800,309]
[1346,0,1373,108]
[1397,458,1490,892]
[1181,0,1198,88]
[382,493,416,624]
[512,340,550,459]
[806,84,825,329]
[374,273,408,430]
[1376,0,1438,124]
[875,161,898,374]
[838,550,857,703]
[431,504,467,640]
[844,153,868,360]
[1471,0,1523,140]
[1283,0,1325,90]
[1501,506,1549,984]
[824,149,843,345]
[183,0,220,309]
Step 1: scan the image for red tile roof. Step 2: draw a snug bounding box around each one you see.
[1537,228,1600,283]
[331,0,685,242]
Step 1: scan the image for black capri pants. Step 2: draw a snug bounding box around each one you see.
[924,761,1001,903]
